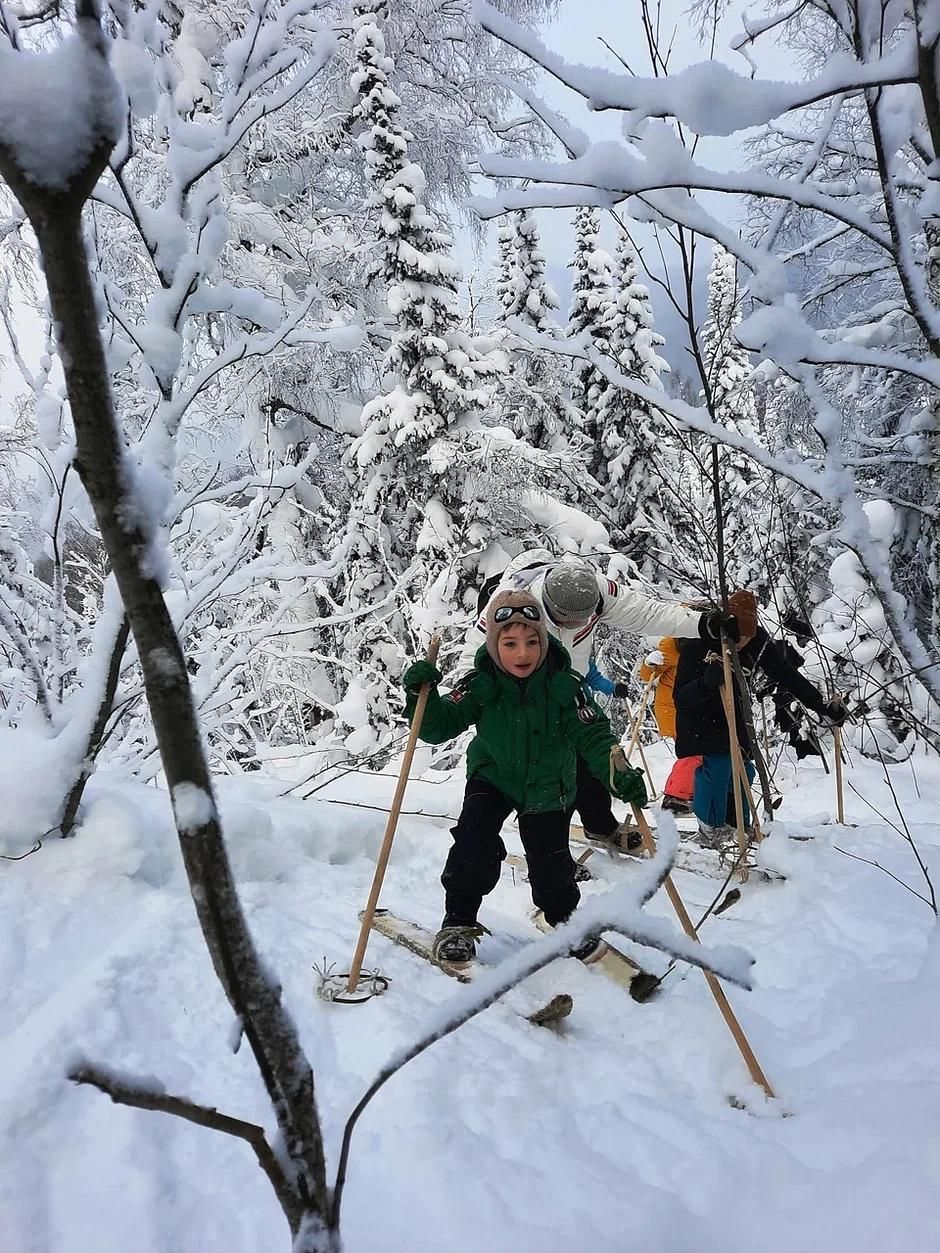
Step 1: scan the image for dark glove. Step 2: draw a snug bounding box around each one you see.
[609,746,648,806]
[701,658,725,693]
[699,607,740,643]
[613,682,631,699]
[402,660,442,694]
[821,698,848,727]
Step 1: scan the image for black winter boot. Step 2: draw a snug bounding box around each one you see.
[660,794,693,816]
[570,934,608,964]
[585,821,644,855]
[432,925,479,965]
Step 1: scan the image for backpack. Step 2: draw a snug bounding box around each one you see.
[475,560,548,617]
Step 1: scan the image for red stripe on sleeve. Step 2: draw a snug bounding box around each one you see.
[573,614,599,645]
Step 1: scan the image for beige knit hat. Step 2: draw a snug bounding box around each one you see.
[485,589,549,673]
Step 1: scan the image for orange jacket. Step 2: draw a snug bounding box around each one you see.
[638,637,680,739]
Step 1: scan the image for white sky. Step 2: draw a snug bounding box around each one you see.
[467,0,798,379]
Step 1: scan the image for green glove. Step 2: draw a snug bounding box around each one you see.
[402,660,442,694]
[609,746,648,806]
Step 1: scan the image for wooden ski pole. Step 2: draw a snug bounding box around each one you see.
[624,676,658,798]
[625,676,655,758]
[726,642,776,819]
[833,723,845,824]
[719,639,750,861]
[346,635,441,994]
[631,805,775,1100]
[636,739,658,802]
[721,683,764,837]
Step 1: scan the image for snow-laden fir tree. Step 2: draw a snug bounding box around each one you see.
[567,207,613,419]
[813,500,914,757]
[495,217,518,323]
[755,375,835,629]
[844,363,934,641]
[495,210,576,451]
[700,243,767,596]
[585,231,691,581]
[333,0,501,750]
[502,210,559,331]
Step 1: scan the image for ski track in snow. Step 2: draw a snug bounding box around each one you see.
[2,745,939,1252]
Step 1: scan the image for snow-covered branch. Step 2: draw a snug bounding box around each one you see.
[476,2,918,130]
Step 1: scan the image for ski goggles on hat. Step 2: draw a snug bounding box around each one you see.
[493,603,542,624]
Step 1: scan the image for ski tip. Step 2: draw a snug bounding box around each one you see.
[527,993,574,1026]
[628,971,663,1003]
[713,887,741,917]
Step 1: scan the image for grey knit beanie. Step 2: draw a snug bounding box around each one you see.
[542,562,599,625]
[485,589,548,672]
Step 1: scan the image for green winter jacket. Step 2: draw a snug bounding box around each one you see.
[404,638,618,815]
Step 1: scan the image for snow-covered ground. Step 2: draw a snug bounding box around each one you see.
[2,740,938,1253]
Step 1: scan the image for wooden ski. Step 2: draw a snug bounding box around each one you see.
[503,850,595,882]
[529,910,664,1003]
[567,823,784,883]
[365,910,573,1027]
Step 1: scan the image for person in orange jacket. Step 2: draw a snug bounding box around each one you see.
[639,638,701,815]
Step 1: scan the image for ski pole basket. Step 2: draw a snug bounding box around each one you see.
[314,959,389,1005]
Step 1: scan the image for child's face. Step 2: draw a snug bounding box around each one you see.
[497,623,542,677]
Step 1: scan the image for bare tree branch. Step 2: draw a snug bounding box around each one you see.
[69,1063,296,1218]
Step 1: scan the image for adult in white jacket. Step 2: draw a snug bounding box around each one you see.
[455,551,743,849]
[456,551,734,678]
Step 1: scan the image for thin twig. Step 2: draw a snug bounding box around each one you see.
[0,839,42,861]
[69,1064,295,1213]
[857,714,936,913]
[846,780,908,840]
[833,846,936,911]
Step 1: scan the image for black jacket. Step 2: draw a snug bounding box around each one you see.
[673,628,827,758]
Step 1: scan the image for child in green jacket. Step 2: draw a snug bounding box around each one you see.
[403,589,648,965]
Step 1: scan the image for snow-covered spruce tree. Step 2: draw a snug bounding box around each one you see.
[587,230,690,581]
[700,243,768,596]
[495,216,519,322]
[568,206,613,421]
[813,501,916,757]
[494,209,576,450]
[503,209,559,330]
[331,0,501,751]
[745,372,837,635]
[849,363,933,639]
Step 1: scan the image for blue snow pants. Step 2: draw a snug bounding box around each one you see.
[693,753,756,827]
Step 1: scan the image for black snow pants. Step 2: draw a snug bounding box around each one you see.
[442,776,580,928]
[571,753,618,837]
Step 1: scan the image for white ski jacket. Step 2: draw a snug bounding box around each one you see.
[456,555,702,679]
